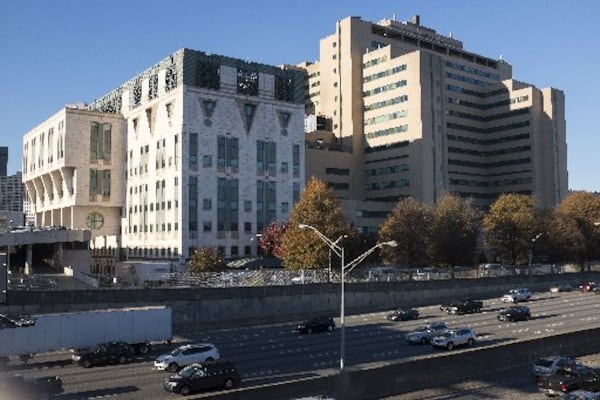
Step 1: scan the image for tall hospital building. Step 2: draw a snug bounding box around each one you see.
[302,16,567,233]
[22,49,305,268]
[20,15,567,271]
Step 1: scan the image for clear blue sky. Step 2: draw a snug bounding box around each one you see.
[1,0,598,192]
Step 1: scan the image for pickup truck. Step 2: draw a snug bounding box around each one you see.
[537,365,600,397]
[440,299,483,314]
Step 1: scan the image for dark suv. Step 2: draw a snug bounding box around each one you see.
[162,360,241,395]
[295,316,335,334]
[497,306,531,322]
[72,341,133,368]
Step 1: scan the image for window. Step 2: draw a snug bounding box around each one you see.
[203,155,212,167]
[203,221,212,232]
[203,198,212,210]
[281,162,288,174]
[90,122,112,162]
[217,136,239,169]
[244,200,252,212]
[189,133,198,167]
[244,222,252,232]
[281,202,289,213]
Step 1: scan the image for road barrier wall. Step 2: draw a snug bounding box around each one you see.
[195,326,600,400]
[2,273,596,331]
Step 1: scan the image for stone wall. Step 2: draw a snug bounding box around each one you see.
[2,273,592,331]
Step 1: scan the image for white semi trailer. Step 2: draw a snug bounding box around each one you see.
[0,305,172,364]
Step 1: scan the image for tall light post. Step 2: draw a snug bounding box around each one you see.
[329,235,347,282]
[528,232,544,279]
[298,223,397,373]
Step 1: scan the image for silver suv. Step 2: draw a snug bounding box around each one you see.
[502,288,532,303]
[431,328,476,350]
[154,343,220,372]
[405,322,448,344]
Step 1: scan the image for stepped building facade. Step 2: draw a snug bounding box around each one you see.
[302,15,567,233]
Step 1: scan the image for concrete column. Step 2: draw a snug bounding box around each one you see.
[24,245,33,275]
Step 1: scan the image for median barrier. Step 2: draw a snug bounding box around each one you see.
[198,327,600,399]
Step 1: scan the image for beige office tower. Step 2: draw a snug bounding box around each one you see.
[303,16,567,233]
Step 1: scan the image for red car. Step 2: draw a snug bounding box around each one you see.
[579,282,597,292]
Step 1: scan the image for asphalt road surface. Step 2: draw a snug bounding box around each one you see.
[2,288,599,399]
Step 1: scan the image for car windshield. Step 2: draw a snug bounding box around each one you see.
[169,347,185,356]
[178,365,200,378]
[440,331,455,338]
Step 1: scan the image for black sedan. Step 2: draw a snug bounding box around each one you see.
[497,306,531,322]
[295,316,335,334]
[386,308,419,321]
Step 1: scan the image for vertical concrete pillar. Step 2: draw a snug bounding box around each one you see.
[24,245,33,275]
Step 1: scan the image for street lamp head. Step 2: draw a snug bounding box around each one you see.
[382,240,398,248]
[298,224,310,229]
[594,222,600,226]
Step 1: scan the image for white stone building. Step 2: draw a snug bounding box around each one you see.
[24,48,305,270]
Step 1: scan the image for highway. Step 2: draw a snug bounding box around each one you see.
[2,288,599,399]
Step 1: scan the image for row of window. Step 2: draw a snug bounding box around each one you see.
[447,120,530,134]
[365,124,409,139]
[448,95,530,110]
[363,80,407,97]
[449,176,532,187]
[365,164,409,177]
[445,61,500,81]
[448,145,531,158]
[364,95,408,112]
[364,109,408,126]
[365,179,410,191]
[447,85,509,99]
[363,54,388,69]
[128,222,179,234]
[448,157,531,168]
[24,122,66,174]
[447,133,530,146]
[129,199,178,214]
[363,64,407,83]
[446,72,490,88]
[447,107,530,123]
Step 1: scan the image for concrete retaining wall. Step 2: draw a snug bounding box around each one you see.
[2,274,594,331]
[196,327,600,400]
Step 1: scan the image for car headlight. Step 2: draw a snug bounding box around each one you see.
[72,355,81,361]
[166,381,178,388]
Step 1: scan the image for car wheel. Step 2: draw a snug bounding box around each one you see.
[224,377,236,390]
[179,385,191,395]
[137,344,150,355]
[526,314,530,321]
[327,325,334,332]
[420,337,428,345]
[467,338,474,346]
[447,342,454,350]
[118,355,127,364]
[82,359,92,368]
[167,362,179,372]
[307,327,313,334]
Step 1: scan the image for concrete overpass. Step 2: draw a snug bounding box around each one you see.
[0,228,91,303]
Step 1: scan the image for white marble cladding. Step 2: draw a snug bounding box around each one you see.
[120,66,304,259]
[22,107,126,238]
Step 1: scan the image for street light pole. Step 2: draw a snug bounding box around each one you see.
[339,246,345,371]
[528,232,543,279]
[298,224,397,375]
